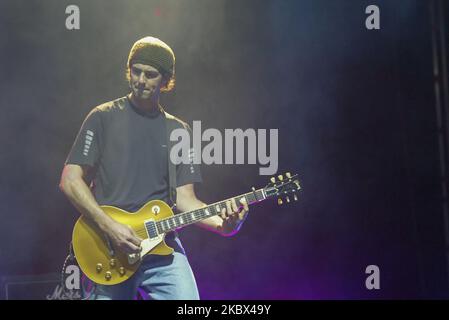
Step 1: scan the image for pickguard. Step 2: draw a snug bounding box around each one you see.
[127,235,164,264]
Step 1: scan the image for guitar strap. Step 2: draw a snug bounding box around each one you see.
[163,110,181,211]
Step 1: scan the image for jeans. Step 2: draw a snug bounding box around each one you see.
[82,233,200,300]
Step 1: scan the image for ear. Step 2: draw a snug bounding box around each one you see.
[161,76,170,89]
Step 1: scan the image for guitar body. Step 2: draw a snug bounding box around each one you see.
[72,200,174,286]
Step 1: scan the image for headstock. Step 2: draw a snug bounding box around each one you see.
[264,172,301,204]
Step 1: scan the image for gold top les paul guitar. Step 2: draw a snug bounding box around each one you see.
[72,173,301,285]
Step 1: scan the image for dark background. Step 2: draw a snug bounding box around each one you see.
[0,0,447,299]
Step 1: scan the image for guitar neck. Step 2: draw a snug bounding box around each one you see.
[154,188,267,234]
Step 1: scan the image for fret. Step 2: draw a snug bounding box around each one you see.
[158,221,163,233]
[177,214,183,226]
[182,213,189,224]
[157,221,164,233]
[156,222,163,234]
[245,193,254,204]
[173,216,180,228]
[172,216,177,227]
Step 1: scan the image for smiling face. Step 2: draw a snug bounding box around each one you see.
[129,63,168,100]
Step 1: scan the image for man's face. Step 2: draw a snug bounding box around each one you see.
[129,63,165,100]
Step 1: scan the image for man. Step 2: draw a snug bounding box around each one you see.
[59,36,249,300]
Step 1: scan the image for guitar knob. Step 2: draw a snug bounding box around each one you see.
[105,271,112,281]
[119,267,126,276]
[278,198,283,205]
[96,263,103,273]
[109,259,116,267]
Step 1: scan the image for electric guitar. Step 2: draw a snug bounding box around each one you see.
[72,172,301,285]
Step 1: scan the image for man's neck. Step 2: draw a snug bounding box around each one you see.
[128,93,161,114]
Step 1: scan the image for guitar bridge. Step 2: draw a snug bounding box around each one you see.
[128,253,140,265]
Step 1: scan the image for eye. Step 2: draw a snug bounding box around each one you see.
[144,71,159,79]
[131,67,141,76]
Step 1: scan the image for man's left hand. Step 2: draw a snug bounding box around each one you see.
[220,197,249,235]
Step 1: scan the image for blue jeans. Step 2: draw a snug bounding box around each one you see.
[82,234,200,300]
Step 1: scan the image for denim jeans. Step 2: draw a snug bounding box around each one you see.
[82,233,200,300]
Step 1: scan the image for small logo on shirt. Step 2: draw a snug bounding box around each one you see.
[188,148,195,173]
[83,130,94,156]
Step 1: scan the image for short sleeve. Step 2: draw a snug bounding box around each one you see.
[175,125,202,187]
[65,109,103,168]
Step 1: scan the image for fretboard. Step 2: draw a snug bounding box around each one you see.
[153,189,266,234]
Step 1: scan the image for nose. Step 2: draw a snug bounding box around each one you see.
[138,72,146,83]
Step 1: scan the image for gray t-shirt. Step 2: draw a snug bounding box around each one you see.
[65,96,202,212]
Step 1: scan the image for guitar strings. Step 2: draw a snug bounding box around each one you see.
[130,192,260,238]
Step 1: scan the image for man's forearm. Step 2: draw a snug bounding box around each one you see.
[60,177,113,232]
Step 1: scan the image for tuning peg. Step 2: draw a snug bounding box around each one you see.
[252,187,256,192]
[286,196,290,203]
[278,175,284,181]
[270,177,276,183]
[295,181,301,190]
[286,172,291,179]
[278,198,283,205]
[294,194,298,201]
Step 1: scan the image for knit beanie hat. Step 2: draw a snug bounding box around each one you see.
[127,36,175,77]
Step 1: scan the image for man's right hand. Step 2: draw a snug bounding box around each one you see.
[102,220,143,255]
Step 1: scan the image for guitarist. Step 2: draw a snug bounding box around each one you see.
[59,36,249,300]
